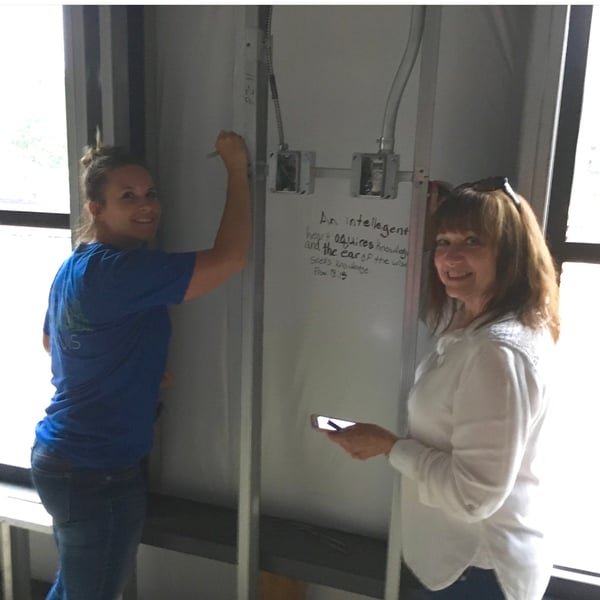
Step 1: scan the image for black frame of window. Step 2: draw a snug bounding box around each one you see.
[0,5,72,483]
[0,6,146,483]
[0,212,70,229]
[546,5,600,265]
[543,4,600,597]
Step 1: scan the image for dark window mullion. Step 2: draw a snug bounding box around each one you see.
[546,5,593,260]
[127,6,146,158]
[83,5,102,144]
[559,242,600,264]
[0,211,70,229]
[543,7,600,594]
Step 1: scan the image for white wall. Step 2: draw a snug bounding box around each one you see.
[261,4,417,538]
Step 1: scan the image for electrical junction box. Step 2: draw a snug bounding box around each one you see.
[268,150,316,194]
[351,152,399,199]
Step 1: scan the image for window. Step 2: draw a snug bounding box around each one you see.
[0,6,72,469]
[545,5,600,593]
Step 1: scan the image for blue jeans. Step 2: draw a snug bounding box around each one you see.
[400,563,505,599]
[31,441,147,600]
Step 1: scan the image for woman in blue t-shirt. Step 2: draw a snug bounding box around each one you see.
[31,130,251,600]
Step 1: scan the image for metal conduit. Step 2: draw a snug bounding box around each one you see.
[378,6,426,154]
[265,6,287,151]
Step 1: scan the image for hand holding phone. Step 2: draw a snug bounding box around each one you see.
[310,414,356,431]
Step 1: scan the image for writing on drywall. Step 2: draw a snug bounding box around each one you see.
[304,210,409,281]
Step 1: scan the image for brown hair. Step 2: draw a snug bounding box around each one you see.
[424,181,560,342]
[75,131,147,244]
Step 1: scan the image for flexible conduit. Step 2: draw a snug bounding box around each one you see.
[265,6,287,150]
[378,6,426,154]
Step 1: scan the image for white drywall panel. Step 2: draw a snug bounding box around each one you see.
[260,5,534,538]
[261,5,418,537]
[147,1,535,532]
[148,5,243,506]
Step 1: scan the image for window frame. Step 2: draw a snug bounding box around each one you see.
[0,212,70,229]
[0,5,145,483]
[543,4,600,598]
[546,5,600,264]
[0,5,73,482]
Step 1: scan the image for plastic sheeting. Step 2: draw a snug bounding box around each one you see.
[149,5,244,506]
[149,5,533,540]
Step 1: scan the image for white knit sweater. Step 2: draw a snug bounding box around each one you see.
[389,315,555,600]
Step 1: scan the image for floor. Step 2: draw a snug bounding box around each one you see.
[0,578,571,600]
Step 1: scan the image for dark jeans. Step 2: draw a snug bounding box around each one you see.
[31,441,147,600]
[400,562,505,599]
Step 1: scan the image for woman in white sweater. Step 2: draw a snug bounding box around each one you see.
[327,177,560,600]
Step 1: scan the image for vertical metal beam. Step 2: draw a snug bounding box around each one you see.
[545,5,592,261]
[98,5,131,148]
[384,7,442,600]
[63,5,91,243]
[63,5,139,241]
[142,6,158,176]
[0,523,31,600]
[1,522,12,600]
[235,6,269,600]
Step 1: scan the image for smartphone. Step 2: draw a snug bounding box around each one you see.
[310,414,356,431]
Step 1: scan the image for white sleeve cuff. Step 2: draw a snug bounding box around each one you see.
[387,438,427,480]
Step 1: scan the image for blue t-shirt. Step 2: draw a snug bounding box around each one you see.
[36,242,196,468]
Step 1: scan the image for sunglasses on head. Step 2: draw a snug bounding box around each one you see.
[457,176,521,208]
